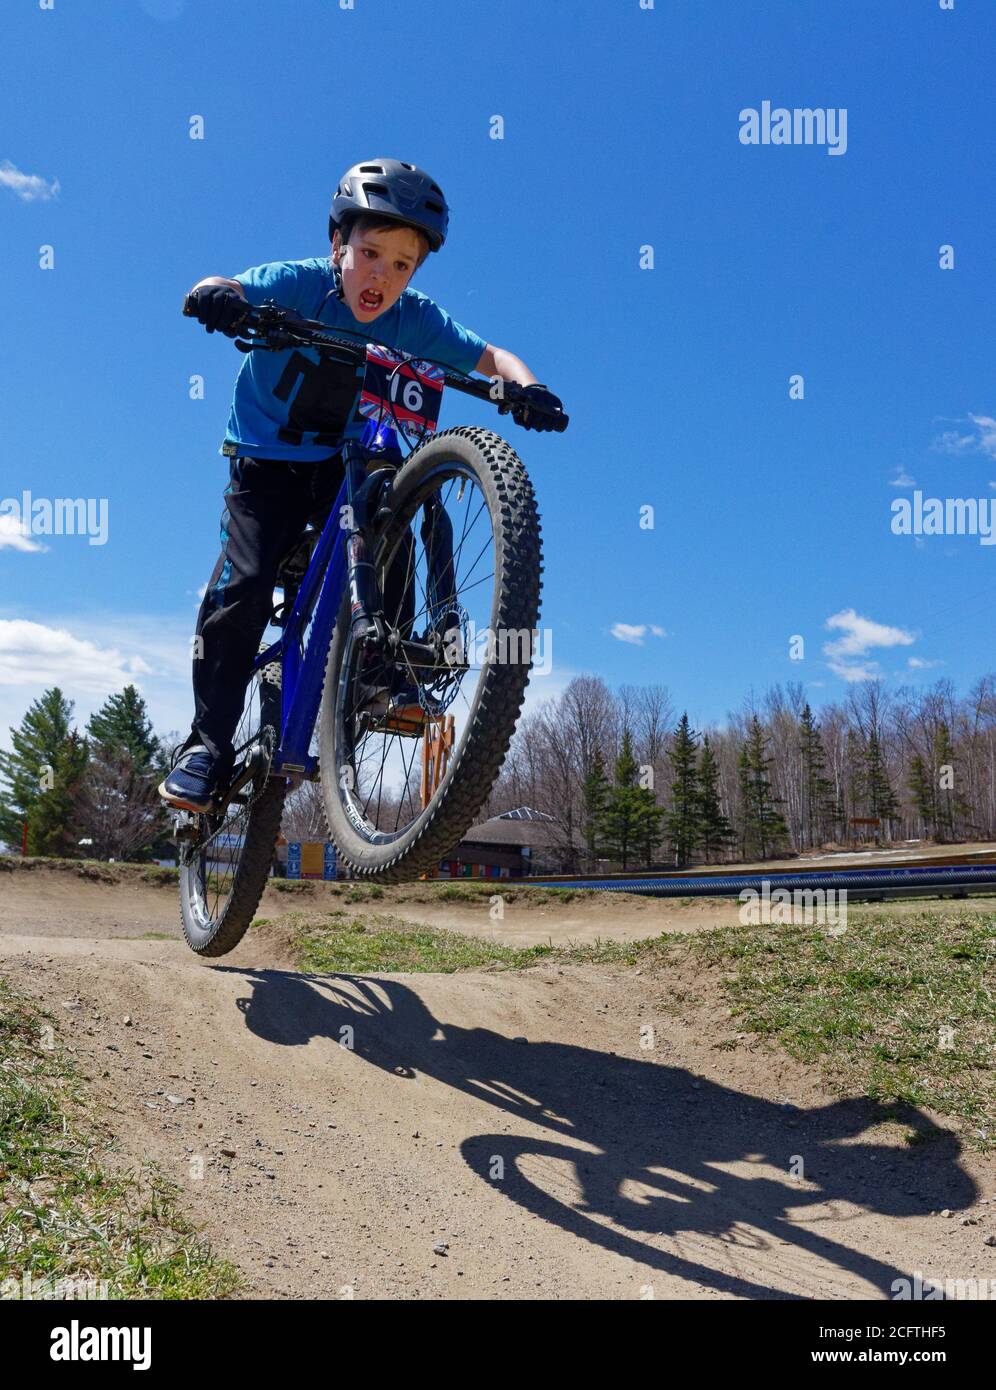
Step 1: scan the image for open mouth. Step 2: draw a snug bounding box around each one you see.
[358,289,383,311]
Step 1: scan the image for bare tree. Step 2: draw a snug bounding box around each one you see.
[75,746,164,860]
[281,780,328,841]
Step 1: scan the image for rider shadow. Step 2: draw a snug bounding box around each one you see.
[219,965,976,1299]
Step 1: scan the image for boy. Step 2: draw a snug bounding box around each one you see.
[161,157,564,813]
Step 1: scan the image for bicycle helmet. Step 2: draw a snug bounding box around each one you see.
[329,158,449,253]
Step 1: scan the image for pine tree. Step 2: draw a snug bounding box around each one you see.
[798,703,836,849]
[599,729,663,869]
[697,737,733,863]
[0,688,77,851]
[581,748,610,871]
[932,722,960,842]
[86,686,159,769]
[863,730,899,839]
[27,732,89,857]
[739,717,789,860]
[636,781,666,867]
[666,713,701,868]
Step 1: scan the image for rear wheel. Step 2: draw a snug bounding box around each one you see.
[318,426,542,880]
[178,664,286,956]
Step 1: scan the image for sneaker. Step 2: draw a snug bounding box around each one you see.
[159,743,222,813]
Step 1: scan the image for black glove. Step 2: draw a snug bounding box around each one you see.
[185,285,250,336]
[499,383,565,432]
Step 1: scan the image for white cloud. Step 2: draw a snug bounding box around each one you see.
[932,414,996,460]
[0,619,152,693]
[0,613,198,749]
[822,608,916,682]
[0,514,46,553]
[610,622,666,646]
[611,623,646,645]
[889,469,915,488]
[908,656,942,670]
[0,160,60,203]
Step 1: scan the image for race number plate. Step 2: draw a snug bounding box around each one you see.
[358,345,444,440]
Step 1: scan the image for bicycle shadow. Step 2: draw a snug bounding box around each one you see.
[220,965,976,1299]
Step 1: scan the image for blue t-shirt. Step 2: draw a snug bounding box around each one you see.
[225,258,488,461]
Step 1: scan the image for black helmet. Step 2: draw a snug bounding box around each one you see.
[329,158,449,253]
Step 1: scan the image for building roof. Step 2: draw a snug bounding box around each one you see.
[458,809,582,849]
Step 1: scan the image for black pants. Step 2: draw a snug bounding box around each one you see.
[190,454,415,764]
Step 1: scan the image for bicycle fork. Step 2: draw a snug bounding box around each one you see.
[342,439,454,671]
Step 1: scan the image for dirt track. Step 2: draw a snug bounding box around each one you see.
[2,865,994,1300]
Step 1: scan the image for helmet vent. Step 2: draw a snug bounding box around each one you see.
[359,164,384,174]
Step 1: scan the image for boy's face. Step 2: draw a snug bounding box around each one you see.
[332,222,424,321]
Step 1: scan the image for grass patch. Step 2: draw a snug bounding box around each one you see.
[291,911,556,975]
[342,884,385,903]
[0,978,241,1298]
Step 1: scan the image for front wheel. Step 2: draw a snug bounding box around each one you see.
[318,426,543,879]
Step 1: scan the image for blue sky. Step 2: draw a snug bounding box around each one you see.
[1,0,993,746]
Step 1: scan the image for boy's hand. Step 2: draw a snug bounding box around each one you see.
[185,285,250,336]
[500,384,566,432]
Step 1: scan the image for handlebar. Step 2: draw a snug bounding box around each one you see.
[182,294,568,432]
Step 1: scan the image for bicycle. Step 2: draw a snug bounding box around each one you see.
[173,299,567,956]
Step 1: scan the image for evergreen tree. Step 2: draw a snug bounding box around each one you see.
[798,703,836,849]
[581,748,610,870]
[86,686,159,768]
[599,730,663,869]
[932,722,966,842]
[738,717,789,860]
[697,737,733,862]
[27,731,89,857]
[863,730,899,839]
[0,688,76,851]
[666,713,701,868]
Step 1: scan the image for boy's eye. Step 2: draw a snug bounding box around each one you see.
[360,247,408,272]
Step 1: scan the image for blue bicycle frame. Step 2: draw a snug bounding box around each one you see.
[250,415,404,780]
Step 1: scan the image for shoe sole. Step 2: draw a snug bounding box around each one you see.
[158,779,214,815]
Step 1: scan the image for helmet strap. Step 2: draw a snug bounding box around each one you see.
[329,229,347,302]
